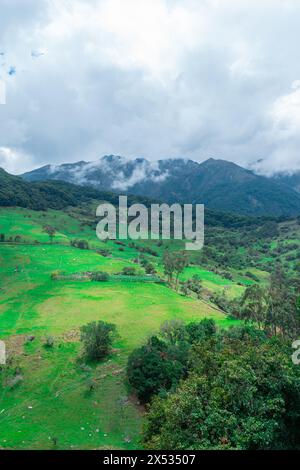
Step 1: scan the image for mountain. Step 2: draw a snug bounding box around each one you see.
[1,167,267,229]
[0,167,152,211]
[271,171,300,194]
[21,156,300,217]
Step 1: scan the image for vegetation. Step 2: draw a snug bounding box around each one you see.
[127,319,216,403]
[1,182,300,451]
[0,168,155,211]
[142,323,300,450]
[43,225,56,244]
[21,157,300,217]
[80,321,118,361]
[237,266,300,338]
[1,207,232,449]
[163,250,188,288]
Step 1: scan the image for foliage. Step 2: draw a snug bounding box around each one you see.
[43,225,56,243]
[44,335,55,348]
[121,266,138,276]
[70,239,89,249]
[163,250,188,288]
[80,321,117,361]
[237,266,300,339]
[143,325,300,450]
[127,319,216,403]
[181,275,203,298]
[90,271,110,282]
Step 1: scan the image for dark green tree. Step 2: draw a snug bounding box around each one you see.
[43,225,56,243]
[143,327,300,450]
[80,321,117,361]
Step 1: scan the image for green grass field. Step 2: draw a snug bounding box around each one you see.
[0,207,243,449]
[6,204,299,450]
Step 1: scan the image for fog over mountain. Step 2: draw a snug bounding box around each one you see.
[21,155,300,217]
[1,1,300,175]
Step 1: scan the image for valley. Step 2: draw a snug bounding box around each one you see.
[1,202,300,449]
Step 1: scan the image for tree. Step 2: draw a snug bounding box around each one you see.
[173,251,189,290]
[90,271,110,282]
[182,275,203,299]
[266,266,300,338]
[143,327,300,450]
[77,239,89,249]
[140,258,157,275]
[163,250,188,288]
[163,250,176,284]
[159,320,187,345]
[127,336,188,403]
[127,319,217,403]
[80,321,117,361]
[185,318,216,343]
[236,266,300,339]
[121,266,137,276]
[43,225,56,243]
[240,284,267,329]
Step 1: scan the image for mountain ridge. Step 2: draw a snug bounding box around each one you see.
[21,156,300,217]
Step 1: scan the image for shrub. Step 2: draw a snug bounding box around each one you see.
[70,239,89,250]
[127,320,217,403]
[127,336,188,403]
[44,336,55,348]
[97,249,111,257]
[80,321,118,361]
[90,271,110,282]
[143,327,300,450]
[51,270,63,280]
[121,266,137,276]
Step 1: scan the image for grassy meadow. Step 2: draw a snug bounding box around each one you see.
[0,206,269,449]
[0,208,299,449]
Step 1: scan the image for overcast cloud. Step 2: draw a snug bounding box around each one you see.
[1,0,300,175]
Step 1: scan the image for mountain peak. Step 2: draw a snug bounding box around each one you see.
[20,155,300,216]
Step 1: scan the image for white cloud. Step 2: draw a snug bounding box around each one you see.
[0,147,34,174]
[271,84,300,138]
[1,0,300,174]
[252,82,300,175]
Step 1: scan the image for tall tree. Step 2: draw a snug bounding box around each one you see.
[240,284,267,330]
[43,225,56,244]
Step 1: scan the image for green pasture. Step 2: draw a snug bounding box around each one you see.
[0,209,235,450]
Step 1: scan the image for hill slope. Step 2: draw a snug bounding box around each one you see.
[0,167,152,211]
[22,156,300,217]
[272,171,300,194]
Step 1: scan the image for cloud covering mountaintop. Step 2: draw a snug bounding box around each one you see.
[1,0,300,175]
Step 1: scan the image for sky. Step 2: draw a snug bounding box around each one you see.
[1,0,300,175]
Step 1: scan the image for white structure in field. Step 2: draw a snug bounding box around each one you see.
[0,340,6,364]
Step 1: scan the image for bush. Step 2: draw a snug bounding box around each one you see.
[6,374,23,389]
[143,328,300,450]
[97,249,111,257]
[80,321,118,361]
[127,319,216,403]
[121,266,137,276]
[90,271,110,282]
[127,336,187,403]
[70,239,89,250]
[44,336,55,348]
[50,270,63,280]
